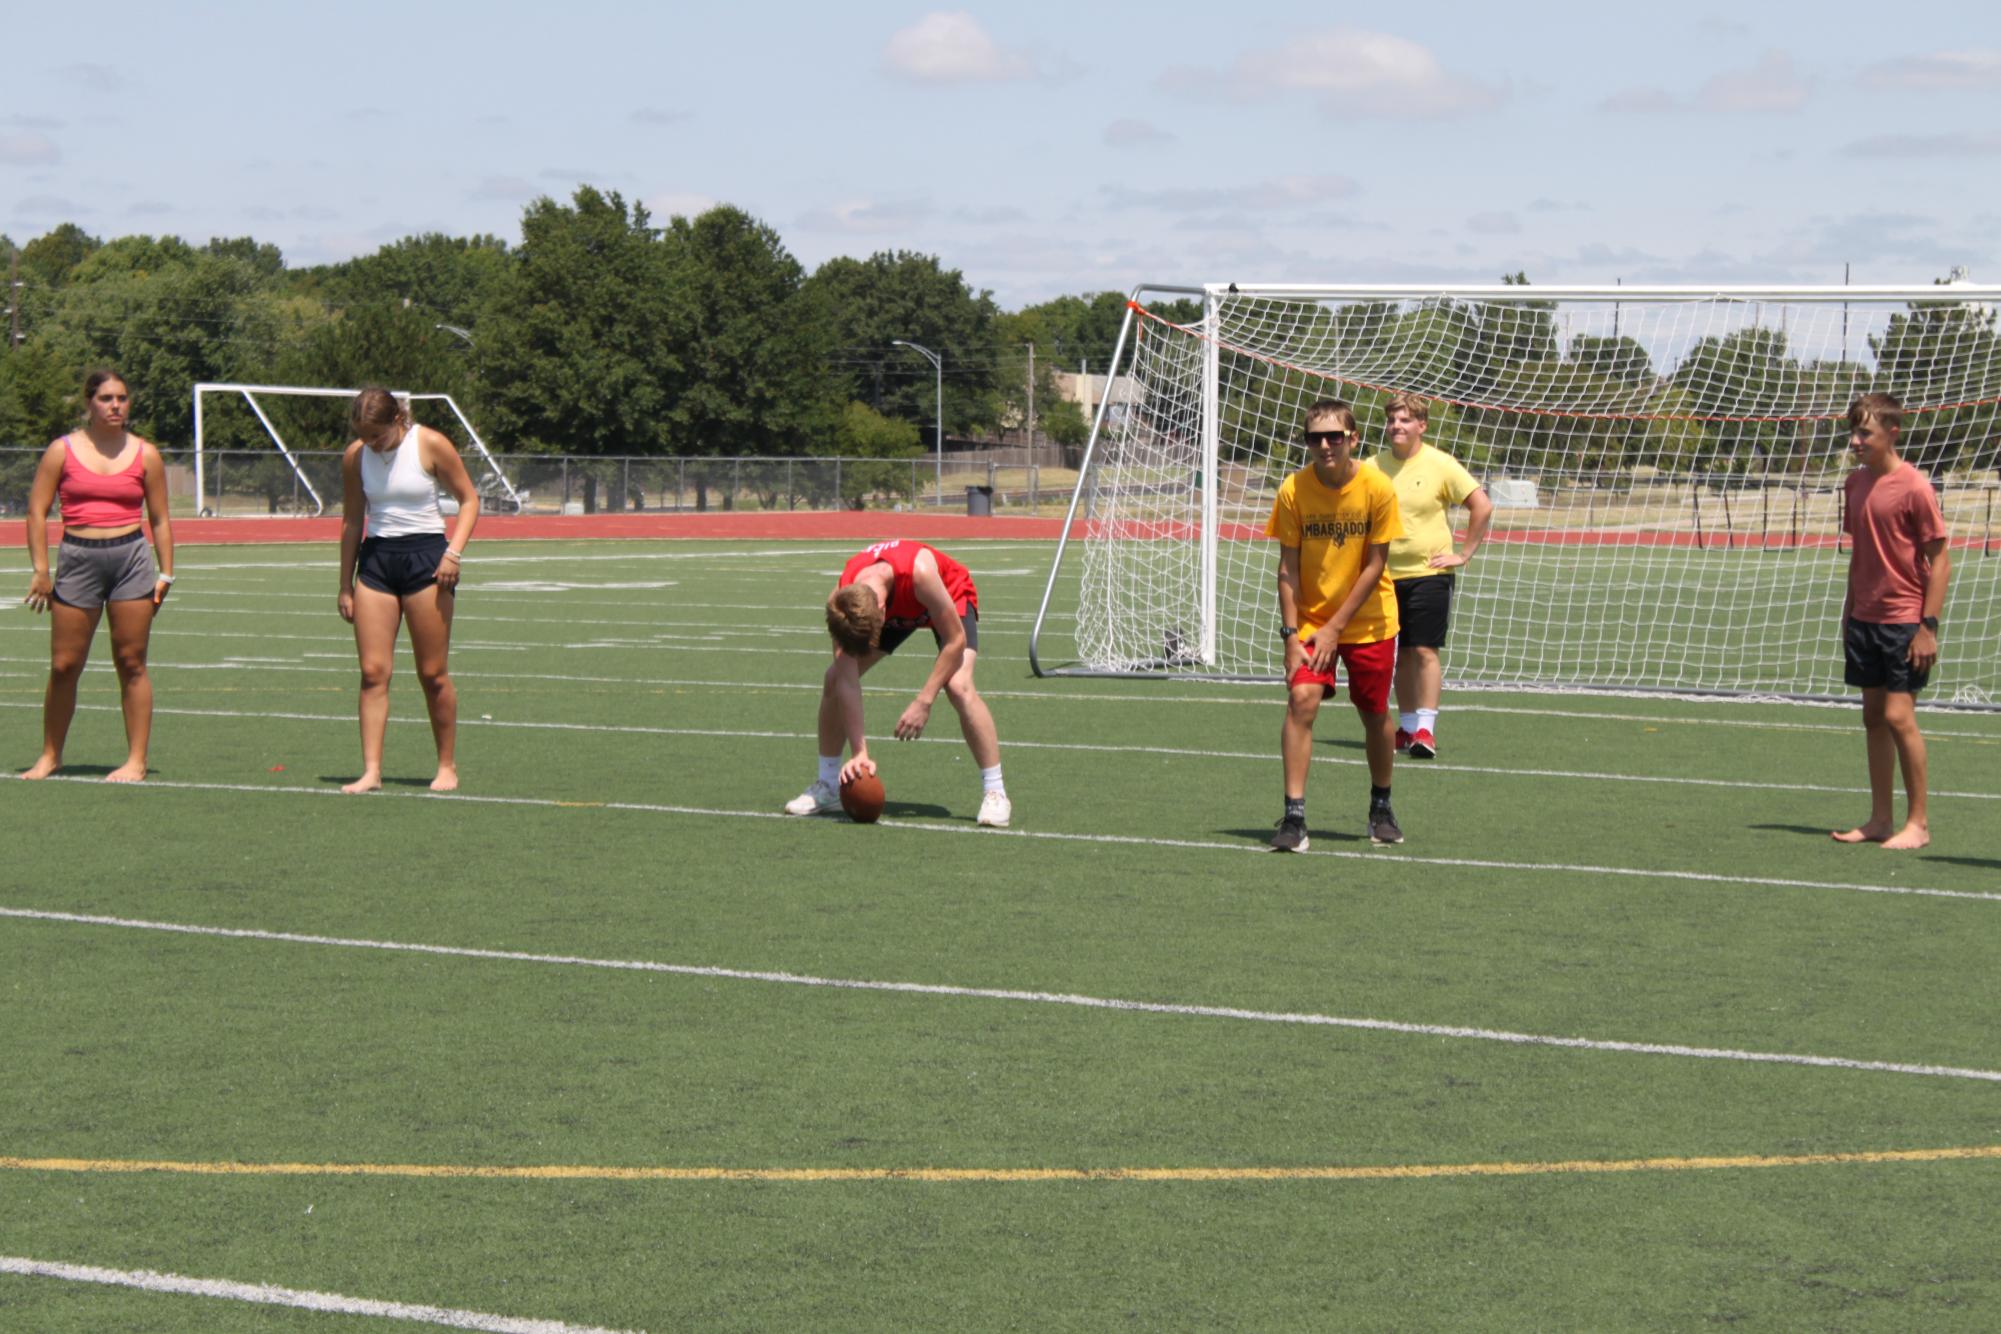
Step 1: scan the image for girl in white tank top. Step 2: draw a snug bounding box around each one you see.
[359,423,445,537]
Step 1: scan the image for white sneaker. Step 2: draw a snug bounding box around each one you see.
[977,790,1012,828]
[784,779,840,816]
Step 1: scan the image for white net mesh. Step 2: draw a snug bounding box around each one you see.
[1050,285,2001,705]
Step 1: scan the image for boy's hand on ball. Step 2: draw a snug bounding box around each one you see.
[840,754,876,784]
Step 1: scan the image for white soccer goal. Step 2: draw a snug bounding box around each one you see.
[1030,282,2001,707]
[191,383,523,518]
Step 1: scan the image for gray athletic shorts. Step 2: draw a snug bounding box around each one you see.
[53,532,157,609]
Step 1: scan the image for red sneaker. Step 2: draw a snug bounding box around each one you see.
[1409,728,1436,760]
[1394,728,1413,753]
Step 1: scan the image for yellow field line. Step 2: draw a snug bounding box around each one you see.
[4,1146,1998,1183]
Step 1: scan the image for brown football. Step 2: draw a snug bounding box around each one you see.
[840,771,885,824]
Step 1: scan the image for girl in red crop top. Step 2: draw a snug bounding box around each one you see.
[20,369,176,782]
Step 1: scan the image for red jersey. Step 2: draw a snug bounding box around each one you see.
[57,436,147,528]
[838,541,977,632]
[1844,462,1946,623]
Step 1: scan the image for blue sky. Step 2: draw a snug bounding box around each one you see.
[4,1,1997,307]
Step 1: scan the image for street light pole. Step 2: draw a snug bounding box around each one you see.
[892,339,943,506]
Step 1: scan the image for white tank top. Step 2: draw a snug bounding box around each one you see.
[360,424,445,538]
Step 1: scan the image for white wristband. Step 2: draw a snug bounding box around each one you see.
[158,573,176,586]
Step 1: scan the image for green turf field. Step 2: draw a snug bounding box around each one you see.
[3,538,1998,1331]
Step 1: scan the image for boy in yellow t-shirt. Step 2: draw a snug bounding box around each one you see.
[1265,398,1406,851]
[1372,394,1492,760]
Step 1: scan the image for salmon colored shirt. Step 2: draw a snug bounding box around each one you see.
[1843,461,1945,624]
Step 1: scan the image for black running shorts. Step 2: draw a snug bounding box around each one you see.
[1393,573,1455,651]
[878,606,978,656]
[1843,617,1927,694]
[356,533,452,598]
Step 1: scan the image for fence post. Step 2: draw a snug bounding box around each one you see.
[834,458,841,508]
[622,458,631,511]
[562,459,571,508]
[787,458,794,511]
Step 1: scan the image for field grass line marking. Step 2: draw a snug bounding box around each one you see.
[0,1256,632,1333]
[7,698,1995,802]
[6,1146,1998,1184]
[11,773,2001,904]
[6,903,1999,1081]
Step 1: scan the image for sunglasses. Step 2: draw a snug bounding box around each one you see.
[1303,429,1352,446]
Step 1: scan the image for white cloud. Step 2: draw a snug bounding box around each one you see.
[1467,211,1521,235]
[1599,86,1675,113]
[1104,118,1173,148]
[1695,51,1808,113]
[1843,131,2001,158]
[797,199,933,234]
[467,176,540,202]
[645,190,720,220]
[0,133,60,166]
[1163,28,1504,118]
[61,63,121,92]
[1862,50,2001,90]
[11,194,85,217]
[1103,174,1358,213]
[883,12,1033,84]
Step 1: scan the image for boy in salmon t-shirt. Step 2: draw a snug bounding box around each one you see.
[1832,392,1951,851]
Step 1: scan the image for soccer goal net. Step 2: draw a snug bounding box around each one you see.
[192,383,523,518]
[1029,282,2001,706]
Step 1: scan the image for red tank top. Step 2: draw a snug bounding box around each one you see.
[838,541,977,628]
[57,437,147,528]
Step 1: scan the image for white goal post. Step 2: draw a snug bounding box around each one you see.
[191,383,523,517]
[1030,282,2001,707]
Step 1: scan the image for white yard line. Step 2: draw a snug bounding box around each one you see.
[6,699,1995,802]
[9,772,1998,905]
[0,1256,632,1333]
[4,904,1997,1082]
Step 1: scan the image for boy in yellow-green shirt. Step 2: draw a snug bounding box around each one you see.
[1372,394,1492,760]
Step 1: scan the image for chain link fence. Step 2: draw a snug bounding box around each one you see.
[0,450,1081,520]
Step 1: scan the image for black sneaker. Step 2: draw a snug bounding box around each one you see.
[1368,801,1403,845]
[1270,815,1310,852]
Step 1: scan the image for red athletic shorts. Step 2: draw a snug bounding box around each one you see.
[1287,637,1395,714]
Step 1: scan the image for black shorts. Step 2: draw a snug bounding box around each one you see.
[357,533,452,598]
[879,606,978,656]
[1844,618,1927,694]
[1393,574,1455,650]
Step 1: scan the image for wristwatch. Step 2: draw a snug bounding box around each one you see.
[1921,615,1939,633]
[1279,626,1298,639]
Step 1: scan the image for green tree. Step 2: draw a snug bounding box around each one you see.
[661,206,836,461]
[1869,286,2001,474]
[830,400,922,508]
[474,187,685,507]
[804,250,1001,435]
[305,233,510,329]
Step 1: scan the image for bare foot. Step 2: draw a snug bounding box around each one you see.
[429,765,459,793]
[1880,823,1930,851]
[21,754,61,780]
[341,771,383,795]
[1831,822,1893,844]
[104,761,148,783]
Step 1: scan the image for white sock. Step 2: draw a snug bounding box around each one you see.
[817,755,841,787]
[1400,712,1419,734]
[1416,709,1438,735]
[980,764,1005,794]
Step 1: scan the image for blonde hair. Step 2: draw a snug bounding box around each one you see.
[826,584,882,656]
[1386,393,1430,424]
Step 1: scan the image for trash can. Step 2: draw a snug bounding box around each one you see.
[966,485,994,516]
